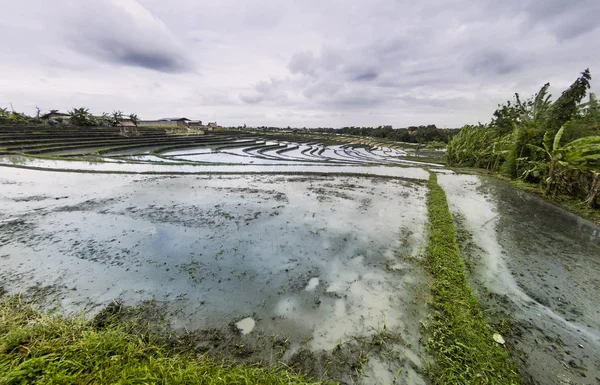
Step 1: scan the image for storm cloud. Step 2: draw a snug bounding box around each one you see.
[50,0,193,73]
[0,0,598,127]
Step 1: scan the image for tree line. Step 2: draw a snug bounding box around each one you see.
[0,107,139,127]
[316,125,455,144]
[447,69,600,208]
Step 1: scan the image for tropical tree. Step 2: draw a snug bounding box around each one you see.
[447,124,508,170]
[111,110,123,126]
[9,112,30,124]
[97,113,112,127]
[543,69,591,136]
[129,113,139,127]
[68,108,96,126]
[0,107,10,124]
[517,83,553,123]
[526,125,600,198]
[580,93,600,125]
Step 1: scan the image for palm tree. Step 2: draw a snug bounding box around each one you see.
[129,113,139,127]
[111,110,123,126]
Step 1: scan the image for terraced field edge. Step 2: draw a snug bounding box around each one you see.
[0,297,324,385]
[423,172,521,385]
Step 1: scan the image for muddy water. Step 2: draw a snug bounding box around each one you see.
[439,174,600,385]
[0,167,430,384]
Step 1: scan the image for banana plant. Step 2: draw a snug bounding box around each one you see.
[579,93,600,125]
[527,125,600,197]
[68,107,96,126]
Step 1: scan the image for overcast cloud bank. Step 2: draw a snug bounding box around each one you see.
[0,0,598,127]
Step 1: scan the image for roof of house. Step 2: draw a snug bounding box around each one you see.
[158,117,190,121]
[117,121,136,127]
[41,111,70,119]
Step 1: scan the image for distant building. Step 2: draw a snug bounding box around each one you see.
[115,120,136,127]
[139,117,191,127]
[41,110,71,125]
[188,120,203,127]
[207,122,218,131]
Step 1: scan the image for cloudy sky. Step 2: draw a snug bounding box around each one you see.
[1,0,599,127]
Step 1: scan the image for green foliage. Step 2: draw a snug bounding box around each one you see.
[491,100,521,134]
[97,113,112,127]
[68,107,96,127]
[544,69,591,136]
[446,124,508,170]
[317,124,452,144]
[424,173,520,385]
[449,69,600,208]
[111,110,124,126]
[0,108,32,125]
[0,107,9,123]
[425,140,446,149]
[0,297,321,385]
[579,93,600,126]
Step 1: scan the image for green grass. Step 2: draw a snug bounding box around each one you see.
[423,172,520,385]
[0,297,322,385]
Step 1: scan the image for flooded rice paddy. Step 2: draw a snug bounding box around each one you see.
[1,137,599,384]
[0,166,430,384]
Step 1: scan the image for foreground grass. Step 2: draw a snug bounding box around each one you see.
[424,172,520,385]
[0,297,321,385]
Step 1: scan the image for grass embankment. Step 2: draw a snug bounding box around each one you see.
[0,297,320,385]
[424,172,520,384]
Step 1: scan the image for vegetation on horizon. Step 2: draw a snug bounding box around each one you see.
[317,124,454,144]
[424,172,520,384]
[0,107,141,128]
[447,69,600,210]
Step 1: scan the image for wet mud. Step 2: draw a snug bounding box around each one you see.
[439,174,600,385]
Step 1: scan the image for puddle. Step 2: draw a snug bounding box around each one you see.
[305,277,319,291]
[235,317,256,335]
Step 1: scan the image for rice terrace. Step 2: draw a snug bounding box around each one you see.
[1,59,600,385]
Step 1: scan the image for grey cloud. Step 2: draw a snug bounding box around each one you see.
[240,93,263,104]
[522,0,600,40]
[88,37,190,73]
[240,79,288,104]
[47,0,193,73]
[467,51,521,76]
[2,0,599,128]
[288,51,318,76]
[353,71,378,82]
